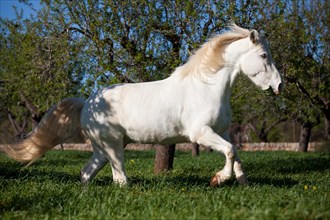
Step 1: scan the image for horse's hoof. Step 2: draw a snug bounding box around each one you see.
[236,174,249,186]
[210,175,219,187]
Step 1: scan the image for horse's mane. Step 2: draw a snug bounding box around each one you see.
[175,24,250,79]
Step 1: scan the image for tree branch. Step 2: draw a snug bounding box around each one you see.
[62,26,93,39]
[7,111,19,134]
[264,118,287,134]
[19,92,42,119]
[295,80,328,113]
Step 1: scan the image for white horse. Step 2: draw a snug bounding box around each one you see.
[1,24,283,187]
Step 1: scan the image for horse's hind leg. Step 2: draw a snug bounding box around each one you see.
[80,147,108,184]
[102,140,128,186]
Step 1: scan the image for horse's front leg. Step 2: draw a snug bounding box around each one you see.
[192,126,236,187]
[222,132,248,185]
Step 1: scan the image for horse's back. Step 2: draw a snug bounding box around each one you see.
[81,80,188,144]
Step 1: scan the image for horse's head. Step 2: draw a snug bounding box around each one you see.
[239,30,283,95]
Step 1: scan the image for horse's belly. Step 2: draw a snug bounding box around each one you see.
[123,120,187,144]
[125,132,187,145]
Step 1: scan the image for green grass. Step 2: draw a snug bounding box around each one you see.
[1,150,329,219]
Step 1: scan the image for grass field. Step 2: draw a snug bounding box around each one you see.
[0,149,329,219]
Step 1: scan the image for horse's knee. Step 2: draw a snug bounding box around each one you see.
[226,145,237,160]
[227,149,234,160]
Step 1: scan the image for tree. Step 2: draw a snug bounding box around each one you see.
[191,143,200,157]
[0,11,83,142]
[230,0,329,150]
[154,144,176,174]
[231,75,288,143]
[2,0,328,159]
[256,0,329,149]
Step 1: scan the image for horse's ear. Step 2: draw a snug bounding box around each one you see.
[250,30,259,44]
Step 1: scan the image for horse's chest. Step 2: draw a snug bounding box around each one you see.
[210,104,232,133]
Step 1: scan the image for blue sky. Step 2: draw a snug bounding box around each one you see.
[0,0,40,19]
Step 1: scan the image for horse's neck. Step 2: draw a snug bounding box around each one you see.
[213,66,239,101]
[169,67,237,110]
[170,37,249,102]
[224,37,250,72]
[215,37,250,95]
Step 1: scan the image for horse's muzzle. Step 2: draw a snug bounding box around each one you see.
[273,82,284,95]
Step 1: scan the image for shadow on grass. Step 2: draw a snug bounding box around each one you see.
[1,151,329,189]
[90,173,211,188]
[0,189,73,213]
[245,152,330,174]
[131,175,211,188]
[275,155,330,174]
[0,164,303,189]
[241,152,330,187]
[0,165,80,183]
[247,176,299,187]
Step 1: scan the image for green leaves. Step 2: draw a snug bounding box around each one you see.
[231,0,329,141]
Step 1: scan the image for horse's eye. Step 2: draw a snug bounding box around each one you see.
[261,53,267,59]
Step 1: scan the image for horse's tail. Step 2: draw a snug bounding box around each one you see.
[0,98,86,164]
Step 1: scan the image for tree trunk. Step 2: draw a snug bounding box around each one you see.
[325,112,330,140]
[192,143,200,157]
[154,144,176,174]
[259,129,268,142]
[205,145,213,153]
[252,118,287,143]
[258,121,268,142]
[7,111,29,141]
[298,123,312,152]
[19,92,43,129]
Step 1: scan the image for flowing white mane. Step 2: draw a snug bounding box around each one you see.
[175,24,250,78]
